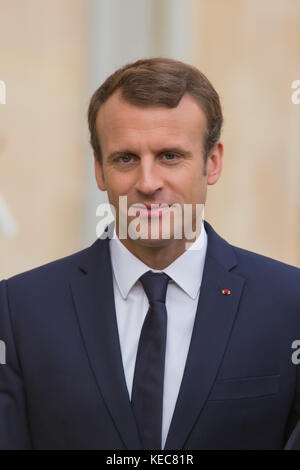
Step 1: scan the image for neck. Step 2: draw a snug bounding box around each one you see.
[115,226,202,270]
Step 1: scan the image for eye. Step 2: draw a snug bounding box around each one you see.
[117,155,134,163]
[162,153,179,162]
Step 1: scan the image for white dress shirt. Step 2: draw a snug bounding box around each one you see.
[108,221,208,449]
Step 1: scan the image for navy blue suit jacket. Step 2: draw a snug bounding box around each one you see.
[1,220,300,449]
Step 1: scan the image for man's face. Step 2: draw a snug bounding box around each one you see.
[94,89,222,248]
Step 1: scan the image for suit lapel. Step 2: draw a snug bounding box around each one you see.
[164,221,246,449]
[70,220,245,450]
[70,235,142,450]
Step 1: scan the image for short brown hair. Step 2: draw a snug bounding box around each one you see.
[88,57,223,165]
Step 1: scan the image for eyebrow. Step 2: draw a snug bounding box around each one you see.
[106,146,192,162]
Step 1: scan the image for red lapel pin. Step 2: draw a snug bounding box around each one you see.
[221,289,231,295]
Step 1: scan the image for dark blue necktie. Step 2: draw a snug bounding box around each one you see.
[131,270,170,450]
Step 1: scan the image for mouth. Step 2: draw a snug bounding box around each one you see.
[132,203,171,218]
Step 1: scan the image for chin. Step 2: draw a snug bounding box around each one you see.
[134,238,174,249]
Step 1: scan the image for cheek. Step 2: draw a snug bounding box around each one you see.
[171,168,205,199]
[106,170,133,194]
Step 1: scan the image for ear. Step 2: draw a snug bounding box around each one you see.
[93,153,107,191]
[206,142,223,185]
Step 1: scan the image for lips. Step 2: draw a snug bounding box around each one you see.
[132,203,171,217]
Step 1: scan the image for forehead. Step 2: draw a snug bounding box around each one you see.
[95,90,206,151]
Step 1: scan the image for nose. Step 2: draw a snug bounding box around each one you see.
[134,156,164,195]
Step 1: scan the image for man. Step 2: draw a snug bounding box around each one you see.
[0,58,300,450]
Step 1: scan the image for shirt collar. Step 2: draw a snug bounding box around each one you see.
[109,220,207,300]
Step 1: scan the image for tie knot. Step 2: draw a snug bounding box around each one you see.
[139,271,170,303]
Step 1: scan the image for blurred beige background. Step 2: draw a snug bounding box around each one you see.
[0,0,300,279]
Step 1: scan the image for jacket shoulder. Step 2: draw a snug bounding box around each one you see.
[232,244,300,274]
[2,239,104,288]
[230,244,300,298]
